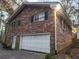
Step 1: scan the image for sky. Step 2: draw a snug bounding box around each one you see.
[27,0,38,2]
[27,0,60,2]
[0,11,9,20]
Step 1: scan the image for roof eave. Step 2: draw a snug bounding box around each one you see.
[7,3,26,23]
[7,2,64,23]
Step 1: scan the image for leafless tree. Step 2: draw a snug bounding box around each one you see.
[38,0,77,20]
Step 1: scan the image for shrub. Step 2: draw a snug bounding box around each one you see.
[45,54,56,59]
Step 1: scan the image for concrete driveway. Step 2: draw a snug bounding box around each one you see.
[0,50,46,59]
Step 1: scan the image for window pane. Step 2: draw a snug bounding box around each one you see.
[33,15,39,22]
[39,12,45,18]
[39,17,45,21]
[32,12,46,22]
[38,12,45,21]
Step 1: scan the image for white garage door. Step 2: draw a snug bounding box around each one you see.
[20,34,50,53]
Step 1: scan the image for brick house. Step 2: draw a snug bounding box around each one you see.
[4,2,72,54]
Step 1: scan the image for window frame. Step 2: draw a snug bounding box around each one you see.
[31,11,48,23]
[10,20,21,27]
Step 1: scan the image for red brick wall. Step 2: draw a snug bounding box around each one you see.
[6,6,72,54]
[7,6,55,53]
[56,13,72,52]
[8,7,53,35]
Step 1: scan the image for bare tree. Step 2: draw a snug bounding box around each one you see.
[1,0,18,15]
[61,0,77,16]
[37,0,79,26]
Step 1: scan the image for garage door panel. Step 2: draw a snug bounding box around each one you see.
[20,34,50,53]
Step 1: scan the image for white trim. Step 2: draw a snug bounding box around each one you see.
[54,8,57,51]
[21,32,50,36]
[24,2,59,6]
[12,36,16,49]
[19,36,22,49]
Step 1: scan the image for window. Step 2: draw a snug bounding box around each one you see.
[31,11,48,22]
[11,20,16,27]
[60,17,64,30]
[17,20,21,26]
[60,16,66,32]
[60,16,69,33]
[11,20,21,27]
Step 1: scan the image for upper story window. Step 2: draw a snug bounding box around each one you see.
[60,16,67,32]
[60,17,70,34]
[11,20,21,27]
[60,17,64,30]
[31,11,48,22]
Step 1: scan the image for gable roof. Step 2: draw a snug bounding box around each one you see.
[7,2,72,28]
[7,2,59,22]
[23,2,59,6]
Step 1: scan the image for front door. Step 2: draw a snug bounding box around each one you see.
[12,36,16,49]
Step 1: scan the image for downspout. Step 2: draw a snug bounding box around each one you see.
[50,5,57,54]
[54,7,57,54]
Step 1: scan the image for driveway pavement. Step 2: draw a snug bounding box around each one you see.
[0,50,45,59]
[0,43,45,59]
